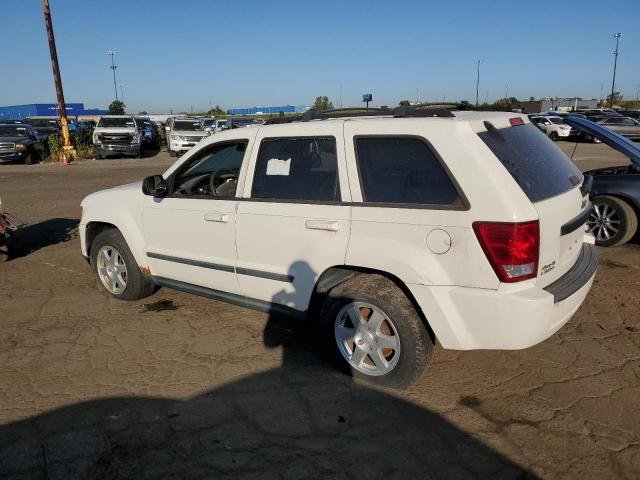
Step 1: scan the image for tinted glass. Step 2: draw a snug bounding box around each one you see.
[252,137,340,202]
[0,126,29,136]
[98,117,135,128]
[173,121,203,131]
[355,137,462,206]
[478,123,582,202]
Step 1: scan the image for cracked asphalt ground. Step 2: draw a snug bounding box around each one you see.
[0,142,638,479]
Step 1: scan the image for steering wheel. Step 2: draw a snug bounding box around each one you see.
[209,169,238,196]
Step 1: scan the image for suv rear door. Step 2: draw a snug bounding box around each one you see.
[235,122,350,311]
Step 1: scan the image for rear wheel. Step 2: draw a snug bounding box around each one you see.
[588,196,638,247]
[318,274,434,388]
[90,229,156,300]
[549,131,559,142]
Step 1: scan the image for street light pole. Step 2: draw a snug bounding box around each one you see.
[119,84,124,105]
[41,0,74,163]
[610,33,622,109]
[475,59,480,106]
[108,50,118,101]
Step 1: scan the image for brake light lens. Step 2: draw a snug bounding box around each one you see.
[473,221,539,282]
[509,117,525,126]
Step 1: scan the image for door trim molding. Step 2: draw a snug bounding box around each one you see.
[146,252,294,283]
[153,276,305,320]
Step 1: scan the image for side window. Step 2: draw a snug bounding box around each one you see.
[251,137,340,202]
[171,141,247,197]
[355,137,463,207]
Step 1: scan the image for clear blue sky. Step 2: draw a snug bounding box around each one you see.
[2,0,639,113]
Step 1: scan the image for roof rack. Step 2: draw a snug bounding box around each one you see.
[264,103,463,125]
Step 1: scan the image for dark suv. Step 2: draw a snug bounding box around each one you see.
[0,123,47,164]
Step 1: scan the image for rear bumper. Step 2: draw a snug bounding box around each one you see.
[408,243,597,350]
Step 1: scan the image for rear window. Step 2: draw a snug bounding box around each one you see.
[478,123,582,202]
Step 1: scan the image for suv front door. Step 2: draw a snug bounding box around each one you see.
[235,123,351,311]
[143,135,256,293]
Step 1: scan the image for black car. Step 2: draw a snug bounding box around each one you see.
[26,117,61,137]
[0,123,47,164]
[565,116,640,247]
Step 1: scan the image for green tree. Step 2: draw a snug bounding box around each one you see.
[605,91,623,107]
[108,100,126,114]
[207,105,227,117]
[312,96,334,111]
[398,100,411,106]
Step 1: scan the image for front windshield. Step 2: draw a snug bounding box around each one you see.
[29,119,57,127]
[98,117,135,128]
[0,126,29,137]
[135,118,151,128]
[173,121,203,131]
[550,118,565,125]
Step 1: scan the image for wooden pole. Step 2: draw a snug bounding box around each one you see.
[41,0,75,163]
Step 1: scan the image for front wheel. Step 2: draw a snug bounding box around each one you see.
[318,274,434,388]
[588,196,638,247]
[90,229,156,300]
[549,131,559,142]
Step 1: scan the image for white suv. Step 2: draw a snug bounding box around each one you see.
[80,109,597,387]
[166,117,209,157]
[530,115,573,141]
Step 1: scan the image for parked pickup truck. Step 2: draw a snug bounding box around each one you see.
[0,123,46,164]
[92,115,143,159]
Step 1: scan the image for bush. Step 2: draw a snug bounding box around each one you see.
[45,132,93,162]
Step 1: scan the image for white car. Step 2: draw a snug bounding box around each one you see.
[166,118,209,157]
[530,115,574,141]
[92,115,143,159]
[80,110,597,387]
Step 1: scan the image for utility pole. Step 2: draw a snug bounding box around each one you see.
[610,33,622,109]
[636,83,639,102]
[108,50,118,101]
[41,0,74,163]
[475,59,480,106]
[600,83,604,107]
[119,84,124,105]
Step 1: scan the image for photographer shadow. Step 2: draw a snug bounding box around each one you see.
[0,260,532,479]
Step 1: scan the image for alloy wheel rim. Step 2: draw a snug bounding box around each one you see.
[587,202,621,242]
[334,302,401,376]
[96,245,127,294]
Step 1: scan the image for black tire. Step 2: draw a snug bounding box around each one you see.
[0,243,8,262]
[588,196,638,247]
[318,274,434,388]
[24,151,37,165]
[550,131,559,142]
[90,229,156,301]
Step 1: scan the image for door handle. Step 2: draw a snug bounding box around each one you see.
[204,213,230,223]
[305,220,339,232]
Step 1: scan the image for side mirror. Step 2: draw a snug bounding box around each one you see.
[142,175,168,197]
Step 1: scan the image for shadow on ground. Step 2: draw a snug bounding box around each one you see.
[0,311,532,479]
[8,218,78,260]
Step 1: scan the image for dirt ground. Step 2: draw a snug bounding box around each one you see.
[0,142,638,479]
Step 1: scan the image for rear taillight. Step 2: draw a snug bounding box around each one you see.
[473,221,539,283]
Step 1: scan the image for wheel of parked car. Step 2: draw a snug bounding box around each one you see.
[90,228,156,300]
[549,131,559,142]
[318,274,434,388]
[588,196,638,247]
[24,151,39,165]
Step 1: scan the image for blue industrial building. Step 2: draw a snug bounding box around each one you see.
[0,103,107,119]
[227,105,308,115]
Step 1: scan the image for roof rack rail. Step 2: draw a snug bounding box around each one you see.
[264,103,462,125]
